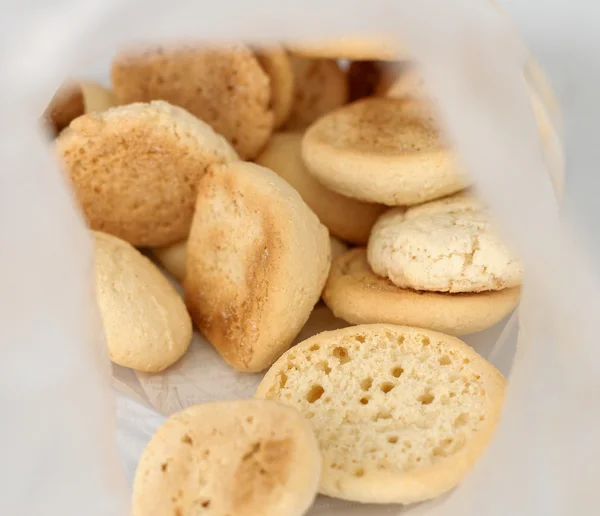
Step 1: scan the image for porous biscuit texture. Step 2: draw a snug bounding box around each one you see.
[132,400,321,516]
[256,324,506,504]
[56,101,238,247]
[112,44,274,159]
[368,207,522,293]
[302,97,470,206]
[93,231,192,372]
[184,161,331,372]
[255,132,385,244]
[323,248,520,335]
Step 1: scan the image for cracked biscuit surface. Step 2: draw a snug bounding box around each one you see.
[368,206,522,293]
[132,399,321,516]
[256,324,506,503]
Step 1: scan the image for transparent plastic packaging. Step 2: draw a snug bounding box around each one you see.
[2,0,599,515]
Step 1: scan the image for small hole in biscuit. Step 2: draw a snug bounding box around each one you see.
[333,346,350,364]
[418,391,434,405]
[463,358,470,364]
[310,344,320,351]
[360,378,373,391]
[181,434,193,445]
[202,500,211,508]
[422,337,431,346]
[306,385,324,403]
[355,335,365,343]
[388,436,398,444]
[246,416,254,424]
[360,397,370,405]
[392,366,404,378]
[380,382,395,394]
[354,468,365,478]
[374,411,392,420]
[404,441,412,449]
[161,463,168,472]
[317,361,331,374]
[397,336,405,345]
[439,355,451,366]
[454,413,468,428]
[278,373,287,388]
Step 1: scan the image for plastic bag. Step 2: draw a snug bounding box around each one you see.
[2,0,599,515]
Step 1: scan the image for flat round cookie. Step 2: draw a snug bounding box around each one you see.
[56,101,238,247]
[152,240,187,282]
[184,161,331,372]
[323,248,520,335]
[256,324,506,504]
[256,132,385,244]
[255,47,295,129]
[367,207,522,293]
[286,36,408,61]
[283,56,348,131]
[94,231,192,372]
[111,44,274,159]
[302,97,470,206]
[132,400,321,516]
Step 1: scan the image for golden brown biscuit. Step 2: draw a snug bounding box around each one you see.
[255,47,295,129]
[283,55,348,130]
[287,36,408,61]
[111,44,274,159]
[56,101,238,247]
[255,132,385,244]
[132,400,321,516]
[94,231,192,372]
[184,161,331,372]
[323,248,520,335]
[256,324,506,503]
[302,97,470,206]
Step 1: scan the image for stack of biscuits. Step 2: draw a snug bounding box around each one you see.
[46,37,556,514]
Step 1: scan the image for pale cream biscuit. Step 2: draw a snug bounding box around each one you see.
[184,161,331,372]
[403,190,484,221]
[302,97,470,206]
[367,207,522,293]
[56,101,238,247]
[132,400,321,516]
[93,231,192,372]
[111,44,274,159]
[43,80,117,136]
[255,47,295,129]
[152,240,187,282]
[286,36,408,61]
[283,56,348,131]
[255,132,385,244]
[256,324,506,504]
[323,248,520,335]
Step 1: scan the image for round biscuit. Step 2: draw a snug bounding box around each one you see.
[56,100,238,247]
[367,207,523,293]
[283,56,348,131]
[132,400,321,516]
[152,240,188,282]
[323,248,520,335]
[255,47,295,129]
[184,161,331,372]
[256,324,506,504]
[111,44,274,159]
[93,231,192,372]
[255,132,385,244]
[302,97,470,206]
[286,36,408,61]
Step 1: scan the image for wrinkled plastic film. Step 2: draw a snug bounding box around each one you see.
[2,0,599,515]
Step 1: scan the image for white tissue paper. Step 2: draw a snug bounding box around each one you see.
[2,0,599,515]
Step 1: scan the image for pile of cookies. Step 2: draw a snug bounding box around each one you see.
[46,39,542,513]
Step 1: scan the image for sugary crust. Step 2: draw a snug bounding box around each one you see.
[184,161,330,372]
[323,248,520,335]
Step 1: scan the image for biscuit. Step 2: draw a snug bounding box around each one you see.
[152,240,187,281]
[403,190,484,221]
[287,36,407,61]
[111,44,274,159]
[132,400,321,516]
[367,207,522,292]
[255,47,295,129]
[255,132,385,244]
[56,101,238,247]
[43,80,117,136]
[93,231,192,372]
[256,324,506,504]
[329,236,348,262]
[323,248,520,335]
[283,56,348,131]
[184,161,331,372]
[302,97,470,206]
